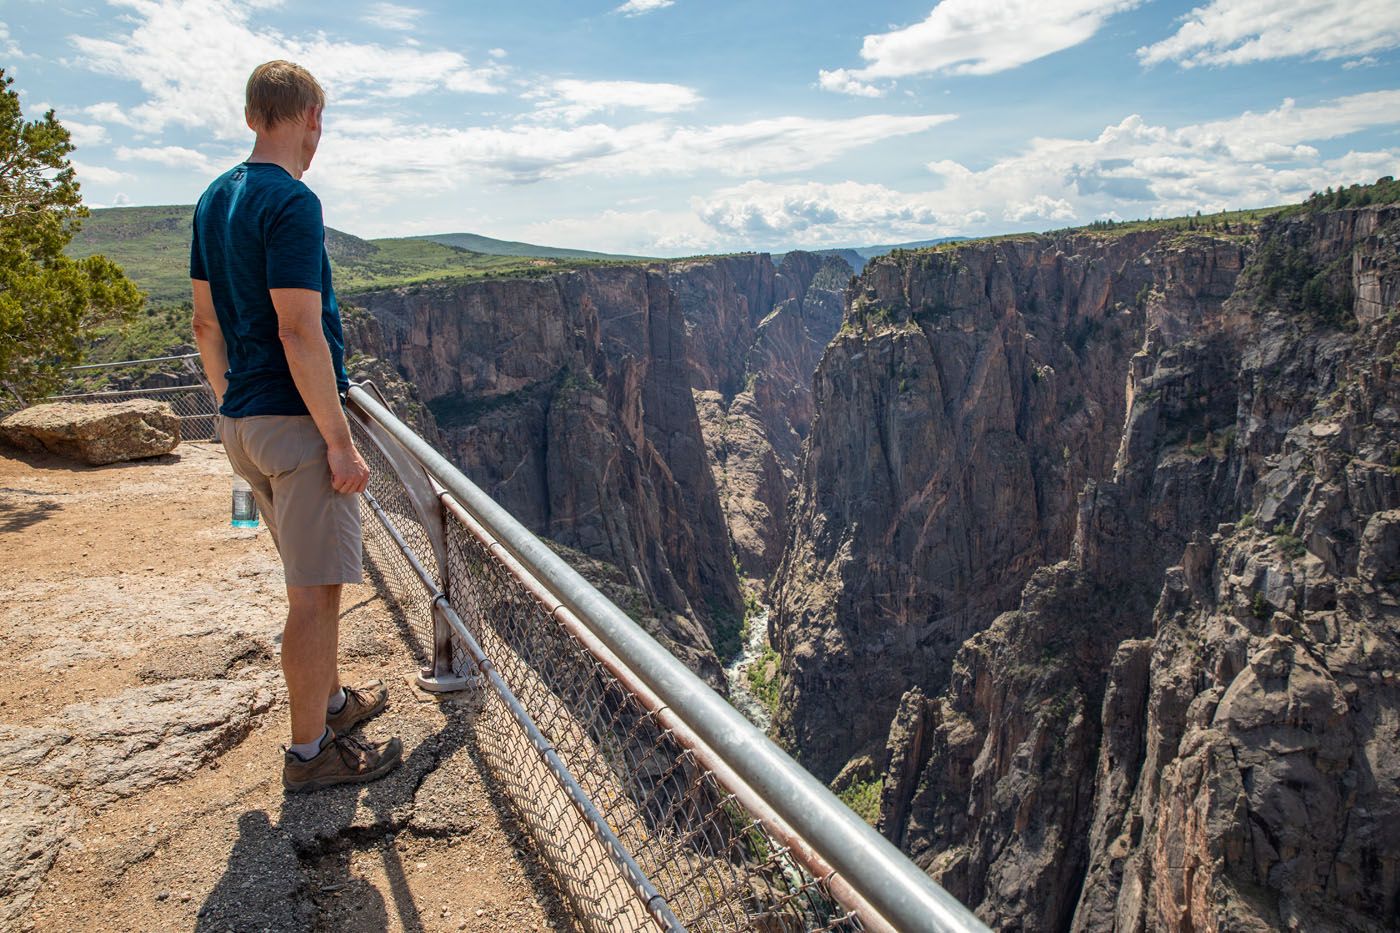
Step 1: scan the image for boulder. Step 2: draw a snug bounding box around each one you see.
[0,400,180,465]
[1358,509,1400,586]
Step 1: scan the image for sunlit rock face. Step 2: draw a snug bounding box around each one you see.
[773,205,1400,930]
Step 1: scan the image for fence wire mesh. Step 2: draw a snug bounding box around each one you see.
[49,384,220,441]
[5,355,221,441]
[348,413,864,933]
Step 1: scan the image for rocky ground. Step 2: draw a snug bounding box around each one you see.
[0,441,572,932]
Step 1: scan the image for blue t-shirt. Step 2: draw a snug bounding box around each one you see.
[190,162,349,418]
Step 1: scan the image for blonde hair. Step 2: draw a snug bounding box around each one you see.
[245,60,325,131]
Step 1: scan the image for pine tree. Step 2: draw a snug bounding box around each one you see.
[0,69,140,402]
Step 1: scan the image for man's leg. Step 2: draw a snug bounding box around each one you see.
[283,583,341,746]
[280,577,401,792]
[327,609,341,701]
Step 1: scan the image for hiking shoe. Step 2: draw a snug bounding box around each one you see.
[327,679,389,735]
[283,728,403,794]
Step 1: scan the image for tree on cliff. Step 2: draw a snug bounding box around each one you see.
[0,68,140,402]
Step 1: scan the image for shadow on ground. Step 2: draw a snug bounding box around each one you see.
[0,487,63,533]
[196,708,474,933]
[196,578,572,932]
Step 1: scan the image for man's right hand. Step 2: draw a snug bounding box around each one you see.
[328,444,370,495]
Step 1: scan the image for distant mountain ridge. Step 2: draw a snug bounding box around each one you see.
[844,236,968,258]
[413,232,647,262]
[773,237,968,275]
[67,205,654,304]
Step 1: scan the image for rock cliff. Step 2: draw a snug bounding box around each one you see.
[679,252,848,581]
[347,266,738,682]
[774,202,1400,929]
[346,252,848,678]
[771,232,1173,776]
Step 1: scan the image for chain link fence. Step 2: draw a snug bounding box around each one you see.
[3,354,220,441]
[347,392,868,932]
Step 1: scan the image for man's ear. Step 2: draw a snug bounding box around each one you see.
[307,105,323,131]
[245,106,257,132]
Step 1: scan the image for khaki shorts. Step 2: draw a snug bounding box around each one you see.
[221,415,364,588]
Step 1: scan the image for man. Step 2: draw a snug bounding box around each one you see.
[190,60,401,792]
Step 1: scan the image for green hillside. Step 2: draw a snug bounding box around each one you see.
[414,232,647,262]
[66,205,640,306]
[66,205,200,306]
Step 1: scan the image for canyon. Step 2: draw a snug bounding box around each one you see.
[344,251,848,683]
[343,195,1399,930]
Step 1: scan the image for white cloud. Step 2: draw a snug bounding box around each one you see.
[63,119,110,146]
[362,2,422,31]
[310,112,955,195]
[1139,0,1400,68]
[695,180,962,246]
[521,208,715,255]
[68,0,507,141]
[82,101,140,128]
[820,0,1140,95]
[530,79,702,123]
[685,90,1400,249]
[115,144,225,175]
[69,160,128,186]
[816,70,886,98]
[615,0,674,16]
[0,21,30,60]
[1002,195,1076,223]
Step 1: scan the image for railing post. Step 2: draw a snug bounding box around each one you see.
[421,597,473,692]
[346,383,472,693]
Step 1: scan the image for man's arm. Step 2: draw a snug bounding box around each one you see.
[271,287,369,495]
[191,279,229,406]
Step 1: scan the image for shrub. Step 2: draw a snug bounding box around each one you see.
[837,778,883,826]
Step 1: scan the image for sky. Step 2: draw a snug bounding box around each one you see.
[2,0,1399,255]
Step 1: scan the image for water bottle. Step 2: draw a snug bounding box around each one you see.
[231,475,259,528]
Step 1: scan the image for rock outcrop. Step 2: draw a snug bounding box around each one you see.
[347,252,849,675]
[0,400,180,465]
[0,676,277,806]
[349,265,746,674]
[775,201,1400,929]
[0,778,79,927]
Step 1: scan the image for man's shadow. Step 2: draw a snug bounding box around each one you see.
[196,570,470,933]
[196,721,471,933]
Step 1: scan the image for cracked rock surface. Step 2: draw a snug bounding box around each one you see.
[0,443,571,932]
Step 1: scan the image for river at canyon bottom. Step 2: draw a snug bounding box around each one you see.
[723,605,773,732]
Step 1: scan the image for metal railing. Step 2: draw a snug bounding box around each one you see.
[345,382,988,933]
[5,353,221,440]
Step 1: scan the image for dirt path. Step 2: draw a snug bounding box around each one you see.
[0,441,573,932]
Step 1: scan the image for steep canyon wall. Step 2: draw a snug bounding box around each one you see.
[346,251,847,678]
[773,206,1400,930]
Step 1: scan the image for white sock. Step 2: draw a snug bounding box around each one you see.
[289,726,330,761]
[327,688,347,715]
